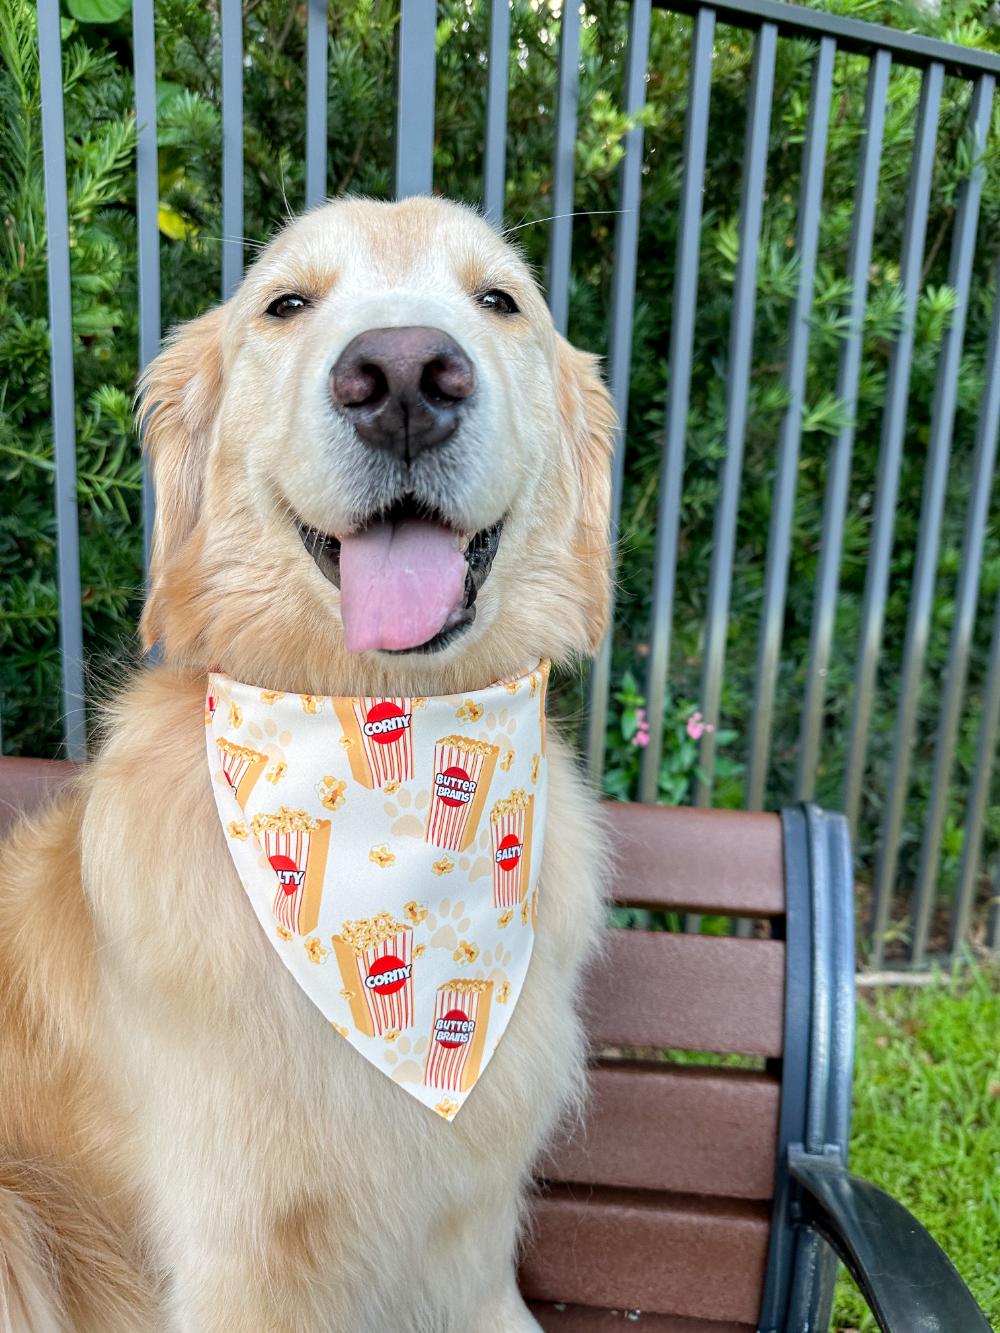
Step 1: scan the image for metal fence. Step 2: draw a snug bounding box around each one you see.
[31,0,1000,966]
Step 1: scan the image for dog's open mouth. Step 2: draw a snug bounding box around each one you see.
[297,500,503,655]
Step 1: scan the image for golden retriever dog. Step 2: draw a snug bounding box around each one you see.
[0,197,614,1332]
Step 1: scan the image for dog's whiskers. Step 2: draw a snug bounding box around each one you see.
[503,209,631,236]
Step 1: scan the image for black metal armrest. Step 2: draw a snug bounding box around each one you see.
[789,1148,992,1333]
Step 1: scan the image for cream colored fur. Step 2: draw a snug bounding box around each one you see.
[0,197,614,1332]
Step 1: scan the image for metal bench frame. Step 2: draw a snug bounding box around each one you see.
[758,805,990,1332]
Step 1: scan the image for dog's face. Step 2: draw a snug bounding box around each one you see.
[141,197,614,694]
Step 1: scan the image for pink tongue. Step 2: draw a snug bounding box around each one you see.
[337,519,467,653]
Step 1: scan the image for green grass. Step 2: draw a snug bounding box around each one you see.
[832,962,1000,1332]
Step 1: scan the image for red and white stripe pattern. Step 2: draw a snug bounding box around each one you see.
[219,743,254,791]
[491,803,528,908]
[426,741,486,850]
[354,697,413,787]
[263,827,311,933]
[423,983,487,1093]
[350,928,414,1035]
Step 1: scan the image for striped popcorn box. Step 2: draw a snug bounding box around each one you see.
[334,697,414,789]
[425,736,500,852]
[216,737,268,810]
[250,807,332,936]
[423,979,494,1095]
[489,790,535,908]
[332,913,415,1037]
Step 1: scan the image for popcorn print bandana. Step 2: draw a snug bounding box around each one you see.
[206,661,549,1120]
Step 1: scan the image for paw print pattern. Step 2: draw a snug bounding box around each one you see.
[475,708,516,772]
[382,785,430,839]
[382,1032,429,1083]
[480,942,513,996]
[480,942,512,971]
[246,717,293,774]
[444,845,493,884]
[423,898,472,952]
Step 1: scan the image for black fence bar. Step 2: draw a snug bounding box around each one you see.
[546,0,581,335]
[395,0,436,197]
[220,0,244,298]
[695,21,777,805]
[640,5,716,804]
[483,0,511,226]
[953,592,1000,953]
[870,72,996,966]
[745,37,835,811]
[37,0,87,760]
[132,0,160,574]
[912,268,1000,963]
[796,49,891,802]
[842,61,944,832]
[584,0,653,786]
[305,0,329,209]
[655,0,1000,76]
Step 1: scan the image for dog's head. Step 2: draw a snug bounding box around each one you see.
[139,197,615,694]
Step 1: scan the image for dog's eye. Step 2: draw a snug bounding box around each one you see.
[265,293,311,319]
[476,289,519,316]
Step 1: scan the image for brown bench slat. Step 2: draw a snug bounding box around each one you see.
[583,931,784,1057]
[529,1304,752,1333]
[0,757,80,841]
[607,803,784,918]
[520,1186,769,1325]
[543,1062,779,1200]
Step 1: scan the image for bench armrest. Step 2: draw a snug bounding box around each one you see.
[789,1148,992,1333]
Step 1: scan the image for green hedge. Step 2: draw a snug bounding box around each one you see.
[2,0,999,942]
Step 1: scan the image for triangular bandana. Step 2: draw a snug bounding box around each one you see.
[205,662,550,1120]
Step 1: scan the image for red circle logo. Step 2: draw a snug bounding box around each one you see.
[439,766,471,808]
[496,834,522,870]
[365,954,409,995]
[269,853,300,896]
[436,1007,472,1048]
[364,701,408,745]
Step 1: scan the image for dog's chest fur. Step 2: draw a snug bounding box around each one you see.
[77,672,607,1330]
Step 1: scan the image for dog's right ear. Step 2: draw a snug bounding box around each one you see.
[136,305,227,650]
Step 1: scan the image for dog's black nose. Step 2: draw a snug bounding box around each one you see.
[330,326,477,461]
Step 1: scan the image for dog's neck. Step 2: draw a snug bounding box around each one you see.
[156,646,545,703]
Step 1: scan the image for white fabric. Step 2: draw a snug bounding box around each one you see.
[205,662,549,1120]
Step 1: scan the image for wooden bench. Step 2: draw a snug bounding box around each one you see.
[0,760,990,1333]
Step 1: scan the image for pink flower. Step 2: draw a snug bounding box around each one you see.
[686,711,704,740]
[632,730,650,748]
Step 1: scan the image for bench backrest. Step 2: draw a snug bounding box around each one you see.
[521,803,784,1330]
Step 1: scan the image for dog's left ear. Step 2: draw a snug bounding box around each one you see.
[555,335,617,652]
[136,305,227,650]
